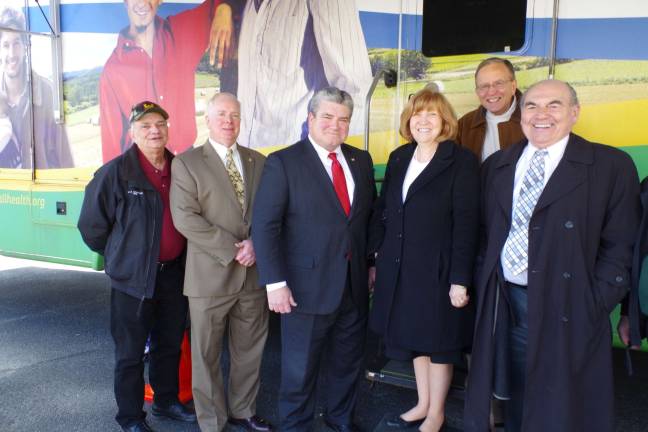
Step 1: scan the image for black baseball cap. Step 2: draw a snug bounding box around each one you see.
[129,101,169,123]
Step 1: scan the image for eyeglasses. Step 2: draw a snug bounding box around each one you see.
[475,79,513,94]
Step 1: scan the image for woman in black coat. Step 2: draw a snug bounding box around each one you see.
[370,88,480,431]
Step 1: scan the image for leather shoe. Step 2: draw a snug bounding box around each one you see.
[323,419,361,432]
[385,414,424,429]
[121,420,155,432]
[151,400,197,423]
[228,415,274,432]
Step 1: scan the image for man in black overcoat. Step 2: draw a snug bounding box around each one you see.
[464,79,640,432]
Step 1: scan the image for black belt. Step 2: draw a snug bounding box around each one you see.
[157,255,182,271]
[505,280,527,290]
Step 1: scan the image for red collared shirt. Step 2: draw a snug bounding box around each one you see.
[136,147,186,262]
[99,0,218,163]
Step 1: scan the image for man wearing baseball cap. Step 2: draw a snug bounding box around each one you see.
[79,101,195,432]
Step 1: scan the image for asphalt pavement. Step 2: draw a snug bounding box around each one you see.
[0,263,646,431]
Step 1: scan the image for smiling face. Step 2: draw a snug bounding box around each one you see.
[307,100,351,152]
[521,80,579,149]
[131,112,168,152]
[206,94,241,147]
[124,0,161,33]
[409,109,442,146]
[475,62,517,115]
[0,31,25,80]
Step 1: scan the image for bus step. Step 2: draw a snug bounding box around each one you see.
[365,360,467,400]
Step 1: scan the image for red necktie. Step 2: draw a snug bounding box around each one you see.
[328,152,351,216]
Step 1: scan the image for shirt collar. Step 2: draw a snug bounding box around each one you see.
[527,134,569,162]
[136,144,169,176]
[308,134,342,160]
[209,138,238,160]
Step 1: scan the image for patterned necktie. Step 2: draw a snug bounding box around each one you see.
[502,149,548,275]
[225,148,245,211]
[328,152,350,216]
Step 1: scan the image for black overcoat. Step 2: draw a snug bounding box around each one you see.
[464,134,641,432]
[369,141,480,353]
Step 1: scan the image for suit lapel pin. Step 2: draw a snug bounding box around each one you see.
[351,157,356,162]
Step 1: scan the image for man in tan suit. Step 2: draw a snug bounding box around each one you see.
[170,92,272,432]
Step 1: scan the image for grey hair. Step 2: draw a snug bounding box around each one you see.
[520,79,580,107]
[207,92,240,110]
[475,57,516,81]
[307,87,354,116]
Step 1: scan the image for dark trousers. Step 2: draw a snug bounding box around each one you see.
[505,285,528,432]
[110,261,188,427]
[278,285,367,431]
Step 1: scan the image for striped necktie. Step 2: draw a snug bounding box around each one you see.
[502,149,548,275]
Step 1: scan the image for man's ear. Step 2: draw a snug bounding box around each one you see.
[570,104,580,122]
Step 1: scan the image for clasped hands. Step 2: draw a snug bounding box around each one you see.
[234,239,255,267]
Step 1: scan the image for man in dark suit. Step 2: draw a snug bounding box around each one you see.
[464,80,640,432]
[252,87,376,432]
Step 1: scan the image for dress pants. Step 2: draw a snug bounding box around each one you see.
[188,289,269,432]
[279,282,367,431]
[110,261,188,427]
[505,284,528,432]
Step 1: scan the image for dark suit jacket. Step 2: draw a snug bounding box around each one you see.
[626,176,648,345]
[369,141,480,353]
[464,133,640,432]
[252,139,376,315]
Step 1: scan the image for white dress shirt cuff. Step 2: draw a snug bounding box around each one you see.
[266,281,287,292]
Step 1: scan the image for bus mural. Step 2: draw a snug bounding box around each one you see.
[0,0,647,279]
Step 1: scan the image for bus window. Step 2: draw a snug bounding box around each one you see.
[422,0,527,56]
[0,1,72,172]
[29,33,73,170]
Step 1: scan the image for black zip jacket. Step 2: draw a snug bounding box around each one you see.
[78,145,171,300]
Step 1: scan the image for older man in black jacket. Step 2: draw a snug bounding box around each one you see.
[78,102,195,432]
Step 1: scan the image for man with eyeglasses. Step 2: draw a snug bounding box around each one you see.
[79,101,195,432]
[456,57,525,161]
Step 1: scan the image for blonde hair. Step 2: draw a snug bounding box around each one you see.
[399,88,457,142]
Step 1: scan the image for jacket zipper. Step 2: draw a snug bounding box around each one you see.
[143,192,158,298]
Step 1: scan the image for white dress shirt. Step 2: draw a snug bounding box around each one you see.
[482,96,517,161]
[237,0,372,148]
[209,138,245,181]
[401,149,431,202]
[266,136,355,292]
[502,135,569,285]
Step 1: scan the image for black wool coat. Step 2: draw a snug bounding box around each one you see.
[464,134,641,432]
[369,141,480,354]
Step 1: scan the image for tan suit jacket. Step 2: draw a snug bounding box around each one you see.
[170,141,266,297]
[170,141,268,429]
